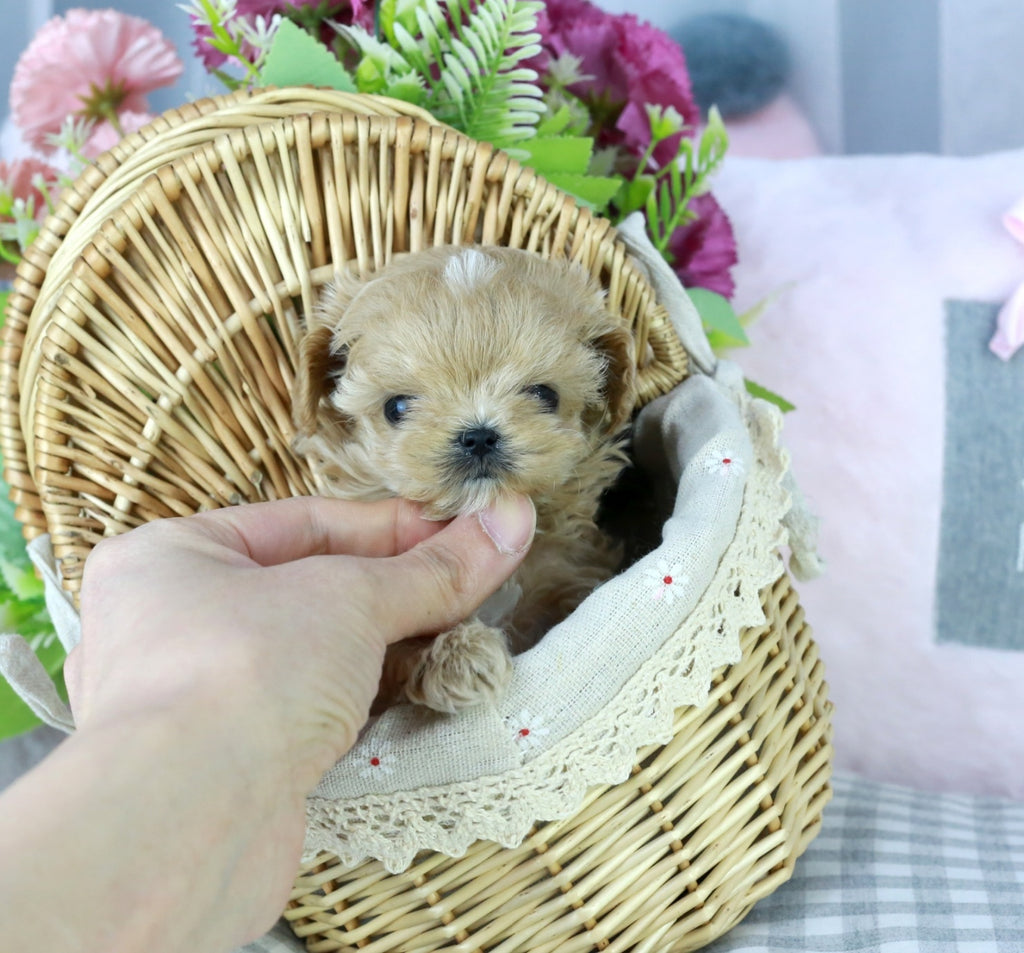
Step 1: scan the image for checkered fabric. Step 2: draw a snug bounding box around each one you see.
[240,774,1024,952]
[703,774,1024,953]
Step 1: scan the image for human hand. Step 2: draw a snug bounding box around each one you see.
[48,494,534,950]
[69,494,535,784]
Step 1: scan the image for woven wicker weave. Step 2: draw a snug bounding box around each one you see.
[0,87,687,589]
[0,87,832,951]
[289,573,831,953]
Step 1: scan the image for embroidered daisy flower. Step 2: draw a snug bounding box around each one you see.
[507,710,550,750]
[10,9,183,155]
[357,741,395,779]
[646,559,688,606]
[703,451,744,478]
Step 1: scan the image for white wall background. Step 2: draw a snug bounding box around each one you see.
[940,0,1024,155]
[601,0,1024,156]
[2,0,1024,156]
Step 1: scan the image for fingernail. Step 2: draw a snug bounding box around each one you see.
[478,495,536,556]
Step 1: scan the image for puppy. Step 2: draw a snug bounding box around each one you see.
[292,245,636,713]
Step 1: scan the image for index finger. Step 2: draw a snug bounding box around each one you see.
[189,496,447,566]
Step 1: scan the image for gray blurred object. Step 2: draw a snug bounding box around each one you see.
[675,12,791,119]
[0,725,63,791]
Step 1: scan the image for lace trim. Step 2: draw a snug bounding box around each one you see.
[303,392,791,872]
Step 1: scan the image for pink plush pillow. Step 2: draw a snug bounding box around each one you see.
[714,150,1024,799]
[722,95,823,160]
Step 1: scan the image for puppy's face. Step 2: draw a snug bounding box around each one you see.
[294,246,635,517]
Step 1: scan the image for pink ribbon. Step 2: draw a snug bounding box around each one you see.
[990,196,1024,360]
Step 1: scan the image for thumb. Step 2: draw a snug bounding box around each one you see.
[372,494,536,642]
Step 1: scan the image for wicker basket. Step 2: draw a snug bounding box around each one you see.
[0,86,686,580]
[0,87,832,951]
[290,573,829,953]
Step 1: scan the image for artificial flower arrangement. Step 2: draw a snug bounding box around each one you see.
[0,0,772,739]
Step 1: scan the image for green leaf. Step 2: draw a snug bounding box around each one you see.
[0,639,66,742]
[0,679,44,741]
[687,287,750,347]
[392,21,432,78]
[745,379,796,413]
[355,55,389,93]
[383,75,428,106]
[0,495,25,569]
[518,135,594,175]
[536,104,574,136]
[0,290,9,329]
[615,176,655,218]
[543,172,622,212]
[704,329,737,351]
[259,18,357,92]
[699,105,729,171]
[0,428,59,741]
[0,559,43,602]
[378,0,420,43]
[209,67,243,91]
[645,103,685,143]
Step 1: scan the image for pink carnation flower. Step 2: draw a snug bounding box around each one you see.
[536,0,699,164]
[0,158,60,222]
[10,9,183,154]
[83,110,155,159]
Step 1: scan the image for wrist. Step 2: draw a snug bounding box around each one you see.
[0,703,303,952]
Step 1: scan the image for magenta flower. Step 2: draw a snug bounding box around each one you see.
[536,0,700,165]
[191,1,375,71]
[534,0,734,296]
[10,9,183,155]
[666,193,737,298]
[190,0,280,70]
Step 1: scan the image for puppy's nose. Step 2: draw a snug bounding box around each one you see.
[458,426,501,458]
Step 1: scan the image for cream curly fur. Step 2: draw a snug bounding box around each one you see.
[293,246,636,713]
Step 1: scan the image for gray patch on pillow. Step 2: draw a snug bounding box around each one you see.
[937,300,1024,650]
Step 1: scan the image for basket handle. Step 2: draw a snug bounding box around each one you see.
[615,212,717,377]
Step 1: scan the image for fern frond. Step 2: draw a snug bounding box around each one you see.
[426,0,546,148]
[413,3,448,84]
[391,20,433,79]
[376,0,421,45]
[349,0,547,149]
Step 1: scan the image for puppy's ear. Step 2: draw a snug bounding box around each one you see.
[292,272,366,437]
[589,324,637,434]
[292,322,349,436]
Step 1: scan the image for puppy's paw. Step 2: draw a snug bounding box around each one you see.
[404,620,512,713]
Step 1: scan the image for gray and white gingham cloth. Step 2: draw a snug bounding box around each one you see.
[242,773,1024,953]
[703,774,1024,953]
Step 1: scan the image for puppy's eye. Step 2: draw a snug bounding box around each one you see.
[384,395,414,425]
[524,384,559,413]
